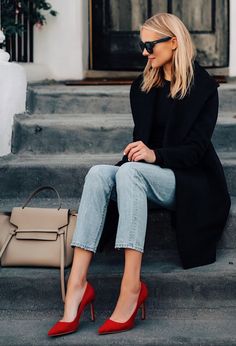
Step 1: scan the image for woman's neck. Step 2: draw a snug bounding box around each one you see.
[163,62,172,81]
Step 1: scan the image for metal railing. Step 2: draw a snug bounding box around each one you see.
[0,0,34,62]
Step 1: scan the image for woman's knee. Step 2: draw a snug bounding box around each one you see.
[115,162,141,185]
[85,164,116,185]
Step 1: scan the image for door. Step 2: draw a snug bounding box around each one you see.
[91,0,229,70]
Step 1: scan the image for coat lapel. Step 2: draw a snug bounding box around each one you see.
[163,63,219,146]
[131,61,219,148]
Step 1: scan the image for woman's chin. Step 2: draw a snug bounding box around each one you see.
[151,60,159,68]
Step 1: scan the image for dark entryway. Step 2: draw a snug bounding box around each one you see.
[91,0,229,71]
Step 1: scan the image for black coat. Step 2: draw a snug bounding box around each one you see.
[97,60,231,269]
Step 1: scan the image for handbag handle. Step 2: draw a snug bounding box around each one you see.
[22,185,62,210]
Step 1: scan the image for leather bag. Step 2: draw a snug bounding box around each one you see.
[0,186,77,302]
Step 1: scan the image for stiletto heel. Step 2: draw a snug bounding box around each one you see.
[140,301,146,320]
[98,281,148,335]
[48,281,96,337]
[90,300,95,321]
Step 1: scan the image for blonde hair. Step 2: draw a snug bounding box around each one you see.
[140,13,197,99]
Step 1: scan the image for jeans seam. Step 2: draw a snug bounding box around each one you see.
[115,166,147,251]
[128,168,140,243]
[93,181,114,251]
[130,168,147,248]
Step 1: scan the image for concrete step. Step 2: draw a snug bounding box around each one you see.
[0,197,81,212]
[0,152,121,199]
[0,250,235,313]
[0,152,235,198]
[27,82,236,114]
[27,84,131,114]
[0,196,235,250]
[12,112,133,154]
[1,309,236,346]
[12,111,236,154]
[219,83,236,112]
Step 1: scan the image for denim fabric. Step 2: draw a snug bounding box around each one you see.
[71,162,176,253]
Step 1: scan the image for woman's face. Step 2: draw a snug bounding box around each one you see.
[140,28,177,69]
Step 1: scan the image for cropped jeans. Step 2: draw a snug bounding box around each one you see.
[71,161,176,254]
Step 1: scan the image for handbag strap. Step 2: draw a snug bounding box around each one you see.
[22,186,62,210]
[0,229,17,261]
[58,229,66,302]
[0,228,66,303]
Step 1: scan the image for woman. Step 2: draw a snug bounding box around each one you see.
[48,12,231,337]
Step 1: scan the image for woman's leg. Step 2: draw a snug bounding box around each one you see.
[115,161,176,251]
[108,161,176,322]
[61,248,93,322]
[109,248,143,322]
[70,164,119,252]
[61,164,119,322]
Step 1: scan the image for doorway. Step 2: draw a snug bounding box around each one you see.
[90,0,229,71]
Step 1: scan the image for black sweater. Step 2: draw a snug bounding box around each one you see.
[148,79,172,164]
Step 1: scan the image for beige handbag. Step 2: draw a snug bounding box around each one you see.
[0,186,77,302]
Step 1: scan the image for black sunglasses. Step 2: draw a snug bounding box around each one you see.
[139,36,172,54]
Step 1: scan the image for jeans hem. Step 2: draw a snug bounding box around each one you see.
[71,242,96,253]
[114,243,144,253]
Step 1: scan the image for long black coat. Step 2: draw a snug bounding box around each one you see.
[97,60,231,269]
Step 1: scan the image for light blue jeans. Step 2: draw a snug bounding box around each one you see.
[71,162,176,253]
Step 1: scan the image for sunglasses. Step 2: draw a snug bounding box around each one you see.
[138,36,172,54]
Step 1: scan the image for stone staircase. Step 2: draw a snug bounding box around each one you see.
[0,82,236,345]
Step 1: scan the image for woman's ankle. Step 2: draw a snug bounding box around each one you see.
[67,277,88,291]
[120,279,141,293]
[64,279,88,305]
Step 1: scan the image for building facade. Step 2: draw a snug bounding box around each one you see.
[12,0,236,82]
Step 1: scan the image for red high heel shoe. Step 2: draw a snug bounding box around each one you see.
[48,281,95,337]
[98,280,148,335]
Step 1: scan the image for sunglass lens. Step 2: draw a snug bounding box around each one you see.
[139,42,153,53]
[146,43,153,54]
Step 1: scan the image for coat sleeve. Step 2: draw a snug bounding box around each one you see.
[114,126,136,166]
[152,88,219,169]
[114,77,141,166]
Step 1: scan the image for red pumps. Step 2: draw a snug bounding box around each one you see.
[98,280,148,335]
[48,281,95,337]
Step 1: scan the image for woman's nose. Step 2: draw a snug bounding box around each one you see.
[142,48,149,56]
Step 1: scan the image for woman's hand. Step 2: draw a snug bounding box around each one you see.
[123,141,156,163]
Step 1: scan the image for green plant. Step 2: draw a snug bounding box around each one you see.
[1,0,58,37]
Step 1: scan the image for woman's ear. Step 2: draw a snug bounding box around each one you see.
[171,36,178,50]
